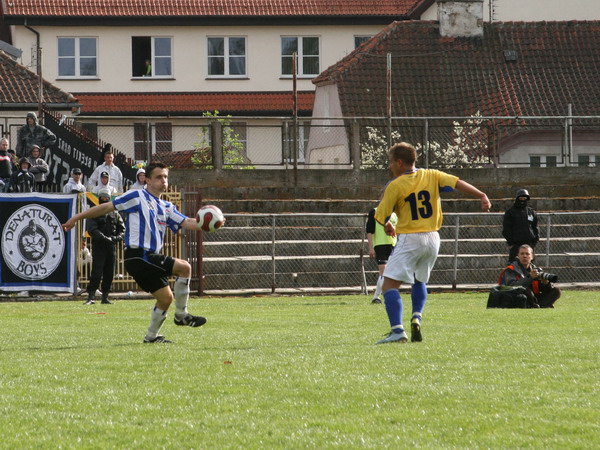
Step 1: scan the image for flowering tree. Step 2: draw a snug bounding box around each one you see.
[360,112,490,169]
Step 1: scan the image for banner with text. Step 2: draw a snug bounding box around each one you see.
[0,193,76,293]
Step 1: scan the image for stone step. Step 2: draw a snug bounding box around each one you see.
[205,197,600,214]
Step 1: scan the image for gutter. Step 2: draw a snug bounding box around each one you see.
[24,20,43,117]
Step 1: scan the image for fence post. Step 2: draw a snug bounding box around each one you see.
[271,215,276,293]
[211,120,223,169]
[452,215,460,289]
[545,213,552,268]
[351,119,361,170]
[423,118,429,169]
[359,214,368,294]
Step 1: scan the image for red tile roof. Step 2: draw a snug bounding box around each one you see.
[74,91,315,115]
[2,0,429,18]
[0,50,78,108]
[314,21,600,117]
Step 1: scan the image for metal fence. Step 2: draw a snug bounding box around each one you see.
[198,212,600,294]
[5,114,598,170]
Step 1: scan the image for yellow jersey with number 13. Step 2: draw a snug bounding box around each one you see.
[375,169,459,234]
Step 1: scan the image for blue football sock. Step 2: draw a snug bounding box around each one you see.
[411,281,427,316]
[383,288,403,330]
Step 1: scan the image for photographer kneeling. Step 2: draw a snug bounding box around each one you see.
[498,244,561,308]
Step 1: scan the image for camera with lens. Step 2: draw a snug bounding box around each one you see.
[538,272,558,283]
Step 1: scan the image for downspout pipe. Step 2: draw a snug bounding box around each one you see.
[24,21,43,117]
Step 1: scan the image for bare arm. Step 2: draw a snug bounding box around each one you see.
[62,201,115,231]
[455,180,491,212]
[181,217,202,231]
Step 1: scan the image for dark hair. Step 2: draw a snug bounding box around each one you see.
[145,162,168,179]
[389,142,417,165]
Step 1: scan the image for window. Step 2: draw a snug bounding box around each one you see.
[530,155,557,167]
[132,37,172,77]
[134,122,172,160]
[58,37,97,77]
[281,37,320,76]
[284,121,311,163]
[208,37,246,77]
[354,36,373,48]
[578,154,597,167]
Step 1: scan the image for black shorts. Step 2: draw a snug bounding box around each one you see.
[124,248,175,294]
[374,244,394,265]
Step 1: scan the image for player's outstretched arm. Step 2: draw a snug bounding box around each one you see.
[62,201,115,231]
[455,180,492,212]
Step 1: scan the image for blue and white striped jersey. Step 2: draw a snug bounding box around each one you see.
[113,189,186,253]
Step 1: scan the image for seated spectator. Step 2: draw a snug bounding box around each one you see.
[8,157,36,192]
[498,244,561,308]
[91,171,116,196]
[0,137,13,192]
[27,145,50,191]
[129,168,146,190]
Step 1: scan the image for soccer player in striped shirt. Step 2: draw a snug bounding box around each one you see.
[63,162,211,343]
[374,142,491,344]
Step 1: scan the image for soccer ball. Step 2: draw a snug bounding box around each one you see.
[196,205,225,232]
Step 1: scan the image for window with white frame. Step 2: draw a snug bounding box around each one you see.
[354,36,373,48]
[131,37,172,77]
[281,36,320,77]
[530,155,557,167]
[207,37,246,77]
[284,121,311,163]
[578,154,598,167]
[58,37,98,77]
[134,122,172,160]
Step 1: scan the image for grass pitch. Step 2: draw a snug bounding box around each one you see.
[1,291,599,448]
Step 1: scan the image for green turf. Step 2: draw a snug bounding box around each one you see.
[1,291,599,448]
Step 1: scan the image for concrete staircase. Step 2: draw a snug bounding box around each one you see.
[172,167,600,293]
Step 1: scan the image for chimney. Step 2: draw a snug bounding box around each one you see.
[438,0,484,38]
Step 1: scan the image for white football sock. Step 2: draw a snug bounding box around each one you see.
[146,306,167,339]
[174,277,190,317]
[373,275,384,299]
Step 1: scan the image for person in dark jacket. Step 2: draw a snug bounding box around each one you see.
[0,137,13,192]
[27,145,50,191]
[502,188,539,263]
[498,244,561,308]
[8,158,36,192]
[16,112,57,158]
[85,188,125,305]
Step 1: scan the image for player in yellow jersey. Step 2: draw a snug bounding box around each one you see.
[374,142,491,344]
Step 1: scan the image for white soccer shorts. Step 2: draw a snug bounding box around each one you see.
[383,231,441,284]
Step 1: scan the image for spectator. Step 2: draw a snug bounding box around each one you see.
[27,145,50,191]
[16,112,57,158]
[366,207,397,304]
[129,168,146,190]
[143,59,152,76]
[84,188,125,305]
[0,137,13,192]
[8,157,36,192]
[63,168,86,194]
[502,188,539,263]
[88,148,123,193]
[7,149,19,171]
[498,244,561,308]
[92,171,117,196]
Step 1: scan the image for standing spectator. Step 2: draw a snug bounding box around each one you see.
[63,162,209,343]
[374,142,491,344]
[502,188,539,263]
[129,168,146,190]
[366,207,397,304]
[92,171,117,196]
[8,158,36,192]
[63,167,86,194]
[15,112,57,158]
[143,59,152,76]
[84,188,125,305]
[27,145,50,192]
[498,244,561,308]
[87,149,123,193]
[0,137,13,192]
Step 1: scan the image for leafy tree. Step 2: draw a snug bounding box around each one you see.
[191,111,255,169]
